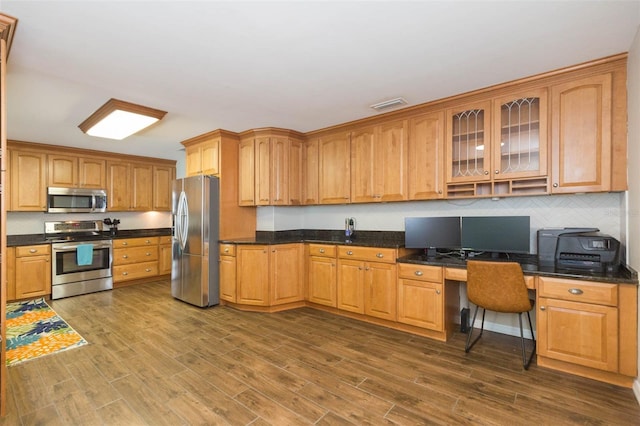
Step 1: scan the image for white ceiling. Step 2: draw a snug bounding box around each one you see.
[2,1,640,161]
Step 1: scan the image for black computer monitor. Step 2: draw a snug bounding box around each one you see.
[404,217,462,255]
[461,216,531,255]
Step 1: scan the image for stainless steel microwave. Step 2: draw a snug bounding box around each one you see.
[47,187,108,213]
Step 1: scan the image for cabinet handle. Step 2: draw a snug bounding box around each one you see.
[146,252,151,256]
[568,288,584,295]
[553,183,558,188]
[376,253,384,258]
[438,190,442,194]
[414,270,423,276]
[347,250,353,255]
[484,171,489,175]
[123,255,128,259]
[494,170,499,174]
[540,306,546,311]
[436,290,441,295]
[29,249,37,253]
[358,267,363,270]
[224,248,229,253]
[272,249,276,253]
[122,242,128,246]
[145,268,151,272]
[365,267,370,271]
[319,248,325,253]
[123,272,128,276]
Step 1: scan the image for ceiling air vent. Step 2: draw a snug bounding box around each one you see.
[370,97,408,111]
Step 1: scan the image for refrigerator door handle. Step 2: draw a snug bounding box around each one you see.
[177,191,189,251]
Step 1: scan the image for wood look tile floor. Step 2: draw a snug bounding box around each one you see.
[2,280,639,425]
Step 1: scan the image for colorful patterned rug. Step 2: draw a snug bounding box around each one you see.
[5,298,87,366]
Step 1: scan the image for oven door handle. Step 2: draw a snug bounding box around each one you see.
[56,244,112,250]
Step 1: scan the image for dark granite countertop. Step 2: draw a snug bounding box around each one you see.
[7,228,172,247]
[220,230,405,248]
[398,252,639,285]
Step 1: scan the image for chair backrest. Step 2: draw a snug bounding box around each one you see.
[466,260,531,313]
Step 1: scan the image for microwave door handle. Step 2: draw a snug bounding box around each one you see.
[91,195,96,212]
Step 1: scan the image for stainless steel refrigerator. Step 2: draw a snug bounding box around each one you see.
[171,175,220,307]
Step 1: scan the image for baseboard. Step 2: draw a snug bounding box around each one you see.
[633,377,640,404]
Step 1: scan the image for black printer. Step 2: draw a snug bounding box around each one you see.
[537,228,621,273]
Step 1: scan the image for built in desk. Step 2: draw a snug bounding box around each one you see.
[397,252,639,387]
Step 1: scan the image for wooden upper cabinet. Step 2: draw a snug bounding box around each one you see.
[408,111,445,200]
[288,138,303,205]
[350,120,408,203]
[48,154,78,187]
[238,136,255,206]
[446,100,492,184]
[48,154,106,189]
[255,137,271,205]
[10,150,46,211]
[318,131,350,204]
[79,157,107,188]
[551,73,612,193]
[152,165,175,211]
[375,120,408,202]
[185,137,220,177]
[302,138,319,205]
[106,161,131,211]
[492,88,548,180]
[131,163,153,211]
[350,126,375,203]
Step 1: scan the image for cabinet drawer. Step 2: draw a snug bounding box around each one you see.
[337,246,396,263]
[113,261,159,282]
[538,277,618,306]
[113,246,159,265]
[113,237,159,248]
[398,263,443,282]
[159,236,173,245]
[308,244,336,257]
[220,244,236,256]
[16,244,51,257]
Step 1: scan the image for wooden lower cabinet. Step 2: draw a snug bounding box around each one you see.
[537,277,622,374]
[219,244,237,303]
[112,237,159,284]
[234,244,304,307]
[8,245,52,301]
[336,246,398,321]
[397,263,445,331]
[158,236,172,276]
[236,245,270,305]
[307,244,337,307]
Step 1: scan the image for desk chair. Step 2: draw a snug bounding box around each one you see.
[465,260,536,369]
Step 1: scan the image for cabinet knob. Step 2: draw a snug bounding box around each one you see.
[358,267,363,270]
[319,248,325,253]
[494,170,499,174]
[415,270,423,276]
[568,288,584,295]
[376,253,384,258]
[347,250,353,255]
[553,183,558,187]
[365,267,370,271]
[224,248,229,253]
[146,252,151,256]
[484,171,489,175]
[436,290,441,295]
[145,268,151,272]
[29,249,37,253]
[123,255,128,259]
[438,190,442,194]
[122,242,128,246]
[540,306,546,311]
[123,272,128,276]
[145,240,150,244]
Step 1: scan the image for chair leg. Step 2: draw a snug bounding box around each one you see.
[518,311,537,370]
[465,305,485,353]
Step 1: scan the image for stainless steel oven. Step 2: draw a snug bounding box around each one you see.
[45,221,113,299]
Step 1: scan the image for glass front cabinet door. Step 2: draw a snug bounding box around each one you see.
[446,89,548,198]
[493,88,548,180]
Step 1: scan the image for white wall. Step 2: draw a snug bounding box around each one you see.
[258,193,624,251]
[627,23,640,402]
